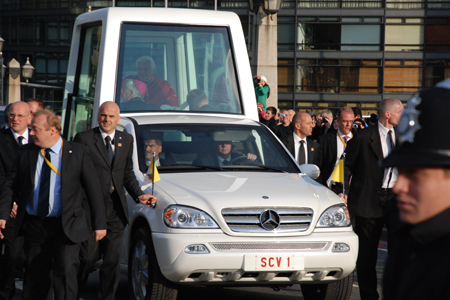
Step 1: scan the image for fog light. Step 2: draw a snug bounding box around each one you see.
[332,243,350,252]
[184,244,210,254]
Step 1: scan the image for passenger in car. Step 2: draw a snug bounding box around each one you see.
[126,56,179,107]
[119,79,160,111]
[193,140,257,166]
[186,89,213,111]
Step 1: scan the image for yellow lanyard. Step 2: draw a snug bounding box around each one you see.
[40,141,63,177]
[337,132,353,148]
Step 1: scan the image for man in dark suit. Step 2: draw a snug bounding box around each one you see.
[281,112,321,167]
[74,101,156,300]
[194,140,257,166]
[0,101,33,300]
[343,98,404,300]
[317,107,355,194]
[312,109,334,139]
[0,109,107,300]
[268,110,293,140]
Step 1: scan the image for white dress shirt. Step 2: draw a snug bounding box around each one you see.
[328,130,352,187]
[378,122,398,188]
[293,133,308,164]
[100,129,116,153]
[12,127,30,145]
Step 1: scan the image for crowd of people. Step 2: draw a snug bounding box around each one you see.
[258,80,450,300]
[0,76,449,300]
[258,101,400,299]
[0,100,156,300]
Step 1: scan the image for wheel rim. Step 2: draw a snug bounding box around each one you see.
[132,240,149,300]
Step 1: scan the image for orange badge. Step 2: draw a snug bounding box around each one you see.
[311,148,314,151]
[118,143,122,147]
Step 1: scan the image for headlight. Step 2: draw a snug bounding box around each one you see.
[316,205,351,227]
[164,206,219,228]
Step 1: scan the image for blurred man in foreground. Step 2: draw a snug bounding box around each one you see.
[382,81,450,300]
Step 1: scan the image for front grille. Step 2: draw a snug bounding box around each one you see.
[222,207,313,233]
[210,242,327,251]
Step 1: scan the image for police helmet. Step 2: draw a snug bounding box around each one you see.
[382,79,450,168]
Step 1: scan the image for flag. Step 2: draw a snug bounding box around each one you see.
[148,160,160,182]
[331,158,344,183]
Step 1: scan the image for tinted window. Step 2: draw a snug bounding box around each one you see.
[135,123,298,174]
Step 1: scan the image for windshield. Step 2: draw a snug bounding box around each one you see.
[116,23,242,114]
[134,123,299,174]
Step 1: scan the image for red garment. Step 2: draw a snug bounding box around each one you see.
[126,76,179,107]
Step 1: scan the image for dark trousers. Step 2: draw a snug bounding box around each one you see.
[22,214,81,300]
[352,190,402,300]
[78,191,126,300]
[0,220,17,300]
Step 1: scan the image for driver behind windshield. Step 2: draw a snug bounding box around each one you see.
[194,140,257,166]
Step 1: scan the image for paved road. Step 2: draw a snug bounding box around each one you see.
[12,242,388,300]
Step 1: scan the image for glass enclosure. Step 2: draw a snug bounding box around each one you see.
[134,123,299,174]
[64,24,101,141]
[116,23,242,114]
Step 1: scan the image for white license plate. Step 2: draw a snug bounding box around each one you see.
[244,255,304,271]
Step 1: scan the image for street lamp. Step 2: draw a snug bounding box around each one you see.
[249,0,283,19]
[22,57,35,83]
[0,36,4,105]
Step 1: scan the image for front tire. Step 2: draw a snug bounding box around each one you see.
[301,272,354,300]
[128,227,178,300]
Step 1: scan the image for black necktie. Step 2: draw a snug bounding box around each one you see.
[37,149,51,219]
[105,136,114,165]
[222,160,230,166]
[17,136,24,146]
[386,130,395,187]
[298,140,306,165]
[105,136,115,193]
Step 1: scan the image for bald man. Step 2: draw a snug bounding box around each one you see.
[281,112,321,166]
[74,101,157,299]
[0,101,33,300]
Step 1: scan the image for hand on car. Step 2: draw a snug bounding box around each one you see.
[139,194,157,207]
[338,193,348,205]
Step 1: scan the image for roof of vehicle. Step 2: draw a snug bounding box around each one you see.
[125,114,263,127]
[77,7,242,26]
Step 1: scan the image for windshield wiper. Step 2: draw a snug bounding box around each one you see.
[163,164,224,171]
[221,165,287,173]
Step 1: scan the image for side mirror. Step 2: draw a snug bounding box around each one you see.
[300,164,320,180]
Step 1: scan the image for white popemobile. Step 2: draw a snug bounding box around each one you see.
[61,7,358,300]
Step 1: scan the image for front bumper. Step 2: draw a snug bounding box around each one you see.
[152,231,358,284]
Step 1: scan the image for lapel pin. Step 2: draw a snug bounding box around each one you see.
[311,148,314,151]
[69,150,73,153]
[118,143,122,147]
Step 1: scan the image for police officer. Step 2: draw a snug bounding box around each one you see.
[382,80,450,300]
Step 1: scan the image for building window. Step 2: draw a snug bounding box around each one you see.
[18,18,34,46]
[424,60,450,87]
[278,59,294,92]
[386,0,425,9]
[426,18,450,51]
[296,59,381,93]
[297,17,382,51]
[384,60,422,92]
[385,18,424,51]
[278,17,295,51]
[297,0,383,8]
